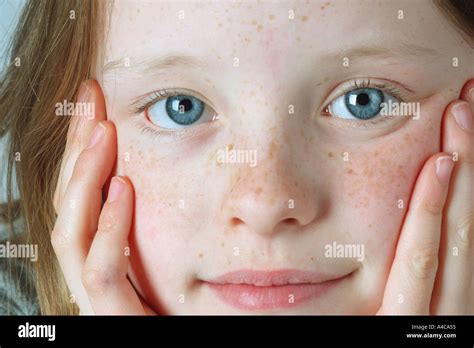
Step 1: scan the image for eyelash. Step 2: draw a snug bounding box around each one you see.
[130,88,183,115]
[341,78,406,101]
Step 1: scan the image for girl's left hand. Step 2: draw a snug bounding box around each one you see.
[378,79,473,315]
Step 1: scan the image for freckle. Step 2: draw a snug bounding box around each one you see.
[269,140,279,159]
[346,168,353,175]
[310,257,314,261]
[257,24,263,31]
[300,15,308,22]
[198,253,204,258]
[296,36,301,42]
[328,152,334,158]
[363,167,373,177]
[269,14,275,20]
[228,143,234,151]
[255,187,262,195]
[221,242,225,247]
[251,19,257,25]
[368,224,372,228]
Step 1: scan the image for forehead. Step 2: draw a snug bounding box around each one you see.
[105,0,459,62]
[102,0,472,95]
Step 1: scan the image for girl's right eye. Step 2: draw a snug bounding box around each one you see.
[144,93,217,130]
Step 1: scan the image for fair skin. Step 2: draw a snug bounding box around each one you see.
[51,0,473,314]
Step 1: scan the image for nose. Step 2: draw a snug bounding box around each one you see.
[221,147,319,238]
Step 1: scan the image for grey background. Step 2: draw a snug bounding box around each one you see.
[1,0,25,238]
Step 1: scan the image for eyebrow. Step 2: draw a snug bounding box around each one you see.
[103,54,206,76]
[103,43,440,78]
[324,43,441,62]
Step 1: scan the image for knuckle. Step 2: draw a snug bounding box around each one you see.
[408,247,439,280]
[453,213,473,252]
[82,267,112,294]
[420,199,444,216]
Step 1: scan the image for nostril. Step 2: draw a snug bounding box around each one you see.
[230,217,243,226]
[283,218,299,226]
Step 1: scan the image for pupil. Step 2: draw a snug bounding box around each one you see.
[180,99,192,112]
[357,93,369,106]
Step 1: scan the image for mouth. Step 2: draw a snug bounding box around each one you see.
[203,269,352,311]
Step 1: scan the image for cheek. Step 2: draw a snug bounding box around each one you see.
[341,115,440,266]
[114,135,215,310]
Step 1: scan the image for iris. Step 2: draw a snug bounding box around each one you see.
[344,88,384,120]
[164,95,204,125]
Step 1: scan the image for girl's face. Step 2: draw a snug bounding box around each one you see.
[99,0,472,314]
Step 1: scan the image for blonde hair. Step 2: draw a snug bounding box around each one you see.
[0,0,472,315]
[0,0,105,314]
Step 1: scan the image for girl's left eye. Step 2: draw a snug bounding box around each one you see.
[326,87,400,120]
[145,94,216,129]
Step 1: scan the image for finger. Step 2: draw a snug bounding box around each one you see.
[54,79,107,211]
[432,82,474,313]
[51,120,117,313]
[82,177,145,315]
[379,153,455,314]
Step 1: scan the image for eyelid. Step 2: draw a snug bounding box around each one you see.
[129,88,216,115]
[320,77,415,115]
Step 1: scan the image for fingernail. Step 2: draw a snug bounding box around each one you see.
[86,122,105,149]
[108,177,125,202]
[452,101,472,130]
[435,156,454,185]
[469,88,474,105]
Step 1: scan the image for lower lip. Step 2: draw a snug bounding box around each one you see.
[205,277,345,311]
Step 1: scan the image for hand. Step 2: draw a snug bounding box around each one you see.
[51,80,155,315]
[378,79,473,314]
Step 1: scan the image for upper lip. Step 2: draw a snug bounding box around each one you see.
[205,269,349,287]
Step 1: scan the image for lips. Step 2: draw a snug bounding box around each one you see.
[203,269,350,311]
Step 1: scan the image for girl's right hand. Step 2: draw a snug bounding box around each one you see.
[51,80,155,315]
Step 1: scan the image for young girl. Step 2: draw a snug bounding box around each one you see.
[0,0,472,315]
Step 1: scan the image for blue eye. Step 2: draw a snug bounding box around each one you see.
[146,94,216,129]
[328,87,399,120]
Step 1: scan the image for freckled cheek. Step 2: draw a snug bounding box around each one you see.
[341,134,438,255]
[114,144,212,276]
